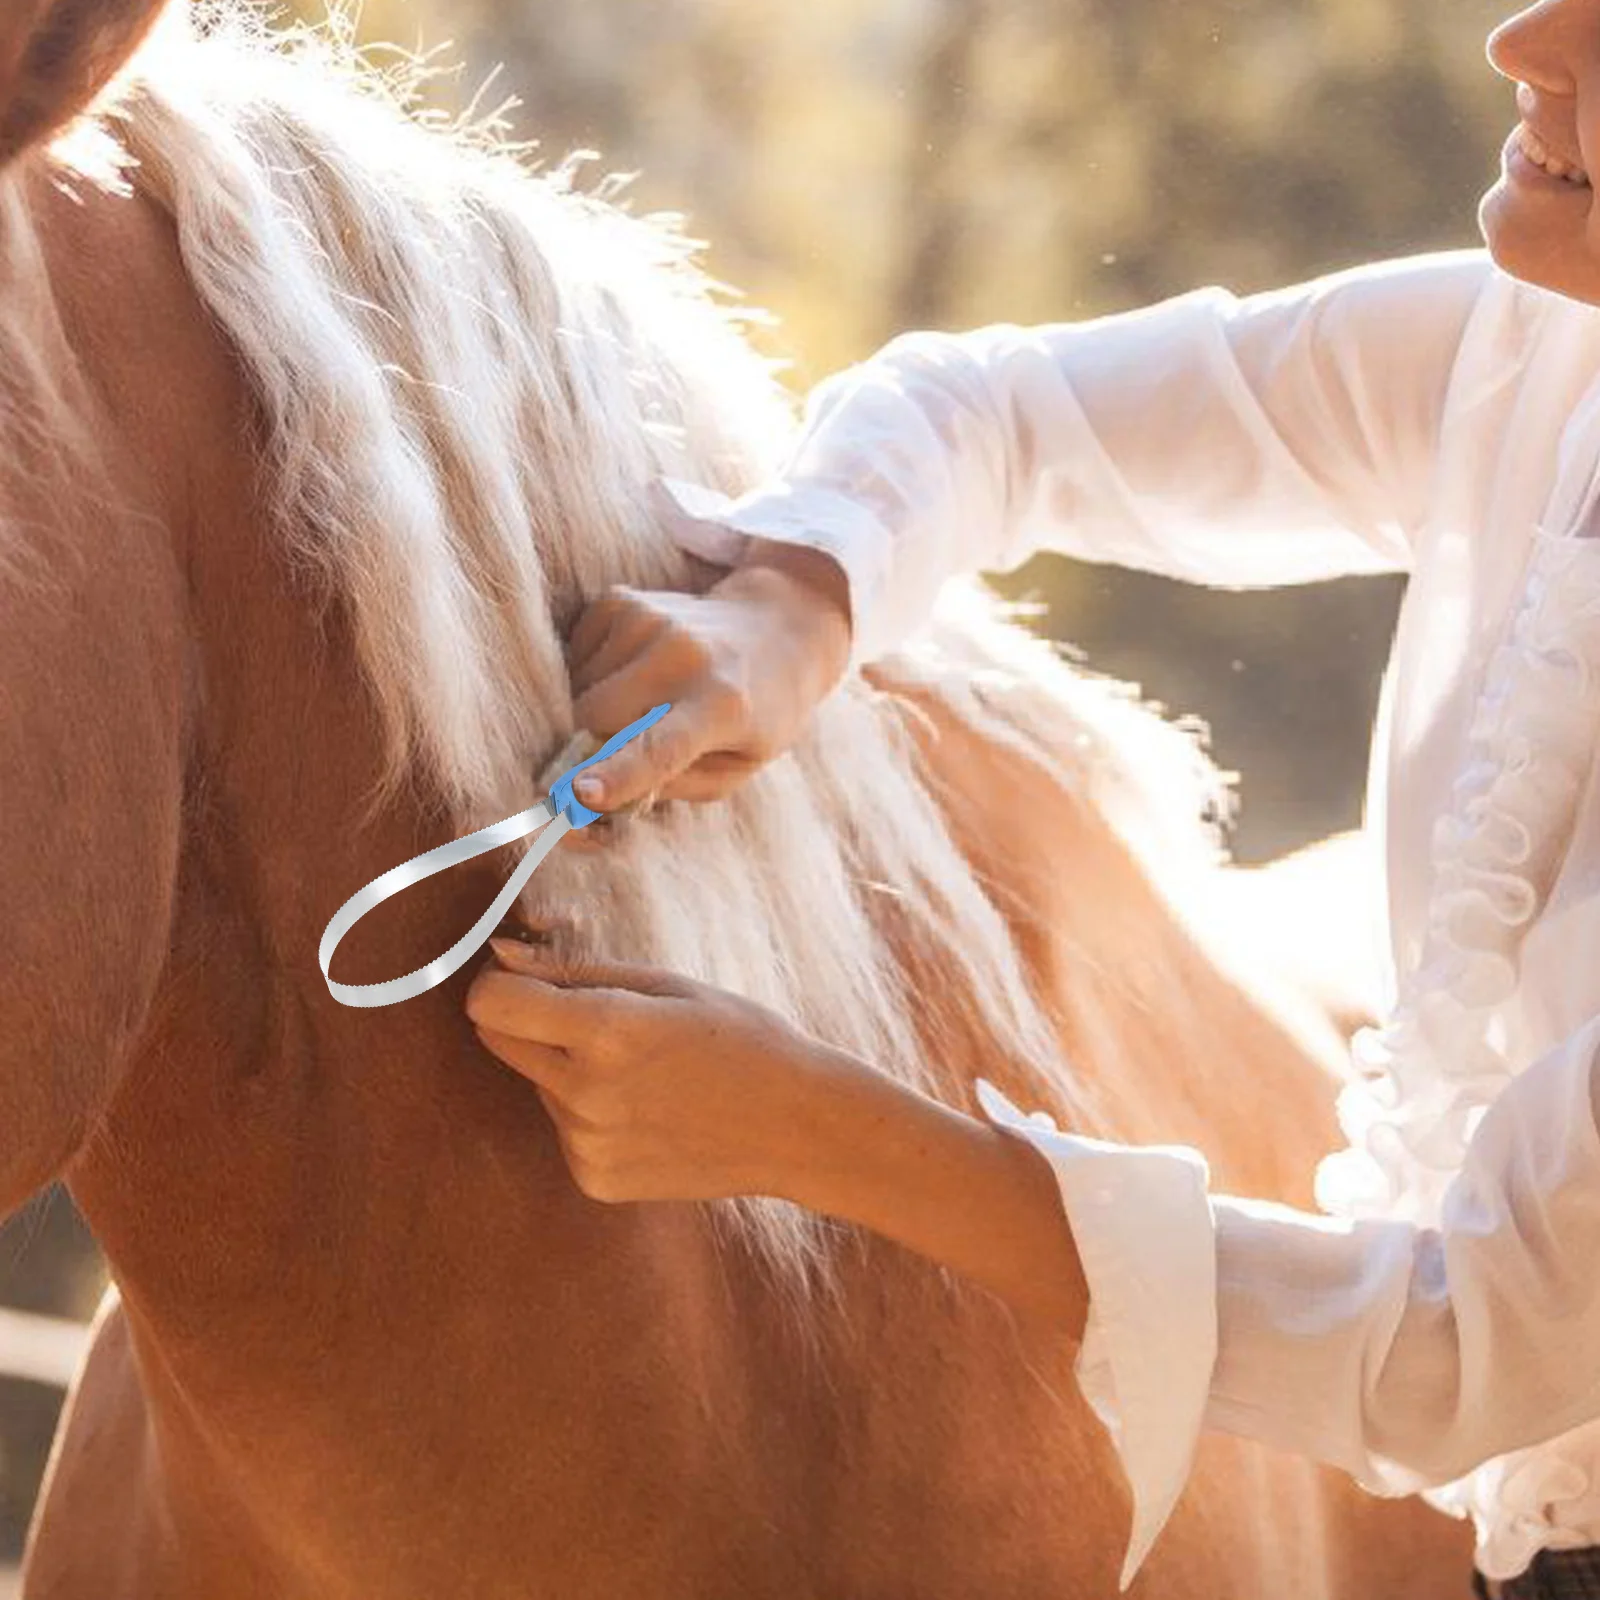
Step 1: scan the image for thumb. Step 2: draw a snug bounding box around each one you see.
[570,709,709,813]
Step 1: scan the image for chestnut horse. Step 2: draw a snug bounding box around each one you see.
[1,5,1471,1596]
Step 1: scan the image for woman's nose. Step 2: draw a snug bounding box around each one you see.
[1487,1,1581,95]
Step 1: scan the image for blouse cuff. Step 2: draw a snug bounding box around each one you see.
[653,477,893,672]
[975,1079,1219,1590]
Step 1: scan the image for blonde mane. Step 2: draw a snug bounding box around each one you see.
[11,2,1233,1283]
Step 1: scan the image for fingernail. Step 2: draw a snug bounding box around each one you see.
[489,937,543,968]
[576,777,603,804]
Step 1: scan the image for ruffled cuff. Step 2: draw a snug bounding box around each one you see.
[654,477,893,673]
[975,1079,1219,1590]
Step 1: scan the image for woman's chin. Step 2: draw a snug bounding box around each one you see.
[1479,179,1600,305]
[1479,174,1532,253]
[1482,195,1554,285]
[1479,197,1517,270]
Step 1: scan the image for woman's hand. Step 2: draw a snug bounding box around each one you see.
[465,936,873,1204]
[561,538,853,814]
[464,938,1090,1337]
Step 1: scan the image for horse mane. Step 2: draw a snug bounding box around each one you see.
[8,2,1234,1284]
[0,166,112,599]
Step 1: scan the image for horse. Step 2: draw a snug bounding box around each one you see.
[0,4,1472,1595]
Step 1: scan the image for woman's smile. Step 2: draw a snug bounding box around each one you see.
[1510,120,1592,186]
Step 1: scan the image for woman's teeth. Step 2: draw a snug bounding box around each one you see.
[1519,124,1592,186]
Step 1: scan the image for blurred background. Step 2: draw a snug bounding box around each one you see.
[1,0,1514,1580]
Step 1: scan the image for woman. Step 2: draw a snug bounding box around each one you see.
[466,2,1600,1595]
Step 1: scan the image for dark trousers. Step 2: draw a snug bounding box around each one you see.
[1475,1550,1600,1598]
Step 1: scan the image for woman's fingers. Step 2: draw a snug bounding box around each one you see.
[570,656,665,746]
[568,691,728,812]
[566,587,645,687]
[472,1024,579,1094]
[488,938,700,1002]
[568,600,656,699]
[465,964,601,1047]
[655,752,761,804]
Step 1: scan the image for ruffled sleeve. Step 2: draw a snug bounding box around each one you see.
[659,250,1492,670]
[1206,1013,1600,1492]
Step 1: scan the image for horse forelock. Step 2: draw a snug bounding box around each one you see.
[56,7,1218,1288]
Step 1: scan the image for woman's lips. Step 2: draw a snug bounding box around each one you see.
[1512,120,1591,186]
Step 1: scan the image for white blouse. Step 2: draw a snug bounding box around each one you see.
[658,249,1600,1588]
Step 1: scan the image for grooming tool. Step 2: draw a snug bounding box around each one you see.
[319,703,672,1009]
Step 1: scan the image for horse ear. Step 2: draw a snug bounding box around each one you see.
[0,0,173,167]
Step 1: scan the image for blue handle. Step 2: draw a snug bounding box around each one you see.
[550,702,673,828]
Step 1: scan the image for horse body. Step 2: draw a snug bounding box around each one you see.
[2,11,1471,1597]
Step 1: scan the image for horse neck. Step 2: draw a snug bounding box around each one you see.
[43,166,580,1331]
[34,273,1116,1590]
[12,147,797,1585]
[55,551,1057,1596]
